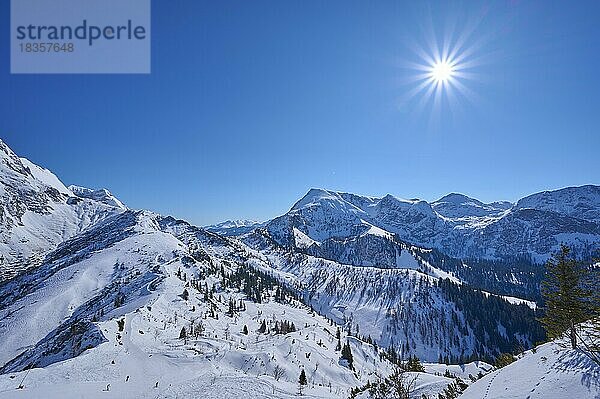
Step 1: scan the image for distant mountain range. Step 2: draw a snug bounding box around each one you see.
[211,186,600,262]
[205,219,265,236]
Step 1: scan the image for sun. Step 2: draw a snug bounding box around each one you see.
[430,61,454,83]
[400,9,487,116]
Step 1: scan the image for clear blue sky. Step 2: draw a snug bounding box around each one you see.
[2,1,599,225]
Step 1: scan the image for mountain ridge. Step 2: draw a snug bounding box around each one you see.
[254,185,599,262]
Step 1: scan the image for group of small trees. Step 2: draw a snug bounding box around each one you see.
[274,320,296,335]
[493,353,516,369]
[402,355,425,372]
[113,292,126,308]
[349,367,417,399]
[227,297,246,317]
[436,378,468,399]
[226,263,298,304]
[255,318,296,335]
[179,320,204,342]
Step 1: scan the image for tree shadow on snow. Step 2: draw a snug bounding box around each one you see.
[552,346,600,391]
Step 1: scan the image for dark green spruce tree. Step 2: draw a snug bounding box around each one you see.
[298,369,307,386]
[540,245,594,348]
[341,341,354,370]
[298,368,307,395]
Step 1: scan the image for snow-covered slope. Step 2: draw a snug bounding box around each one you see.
[0,209,458,399]
[241,231,544,364]
[461,337,600,399]
[514,185,600,224]
[0,139,125,280]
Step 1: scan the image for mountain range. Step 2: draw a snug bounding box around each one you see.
[232,186,600,263]
[0,138,597,398]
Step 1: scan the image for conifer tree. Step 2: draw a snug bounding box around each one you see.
[540,245,593,348]
[341,341,354,370]
[298,369,307,386]
[258,320,267,334]
[405,355,425,372]
[227,297,235,317]
[298,368,307,396]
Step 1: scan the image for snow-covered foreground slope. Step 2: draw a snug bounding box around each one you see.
[0,212,488,399]
[0,276,388,398]
[461,338,600,399]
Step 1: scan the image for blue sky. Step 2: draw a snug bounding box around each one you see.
[2,1,599,225]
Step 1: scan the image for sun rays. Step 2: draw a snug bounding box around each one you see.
[398,6,494,121]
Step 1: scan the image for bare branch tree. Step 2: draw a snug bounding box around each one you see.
[273,364,285,381]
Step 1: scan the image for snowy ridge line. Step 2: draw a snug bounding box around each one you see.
[259,186,600,263]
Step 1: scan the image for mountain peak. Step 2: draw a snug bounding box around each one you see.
[382,193,397,201]
[514,184,600,223]
[434,192,482,205]
[68,185,127,210]
[291,188,341,210]
[0,139,33,178]
[20,158,71,195]
[432,192,511,220]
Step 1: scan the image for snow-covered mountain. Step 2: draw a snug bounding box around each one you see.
[432,193,512,220]
[68,185,127,210]
[260,187,600,263]
[0,139,125,280]
[205,219,265,236]
[0,209,398,398]
[241,229,544,364]
[0,139,597,398]
[0,200,493,398]
[0,202,532,398]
